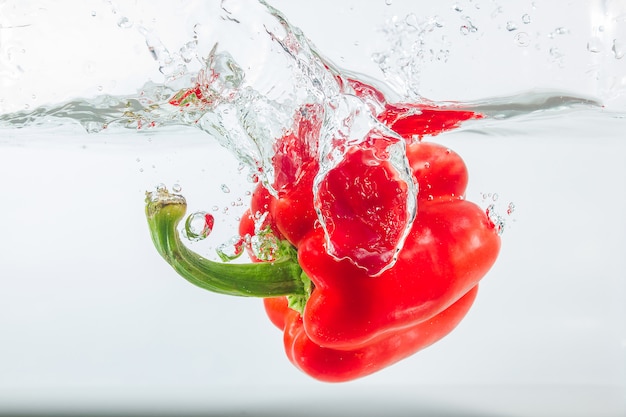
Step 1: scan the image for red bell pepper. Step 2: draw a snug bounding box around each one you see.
[146,83,500,382]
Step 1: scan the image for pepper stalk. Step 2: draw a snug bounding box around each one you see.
[145,187,310,309]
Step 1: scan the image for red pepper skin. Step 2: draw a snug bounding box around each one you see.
[235,93,499,380]
[258,139,500,380]
[269,166,318,247]
[279,285,478,383]
[296,195,498,350]
[162,80,498,382]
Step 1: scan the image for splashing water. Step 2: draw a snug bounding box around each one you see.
[0,0,615,274]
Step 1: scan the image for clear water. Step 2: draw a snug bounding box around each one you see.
[1,1,625,416]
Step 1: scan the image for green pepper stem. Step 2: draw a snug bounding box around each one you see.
[145,188,306,298]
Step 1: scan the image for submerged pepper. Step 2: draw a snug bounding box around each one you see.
[147,83,500,382]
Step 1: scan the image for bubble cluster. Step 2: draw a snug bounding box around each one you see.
[481,192,515,235]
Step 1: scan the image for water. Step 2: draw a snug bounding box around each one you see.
[1,0,625,416]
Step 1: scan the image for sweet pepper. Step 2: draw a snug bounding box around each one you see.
[146,82,500,382]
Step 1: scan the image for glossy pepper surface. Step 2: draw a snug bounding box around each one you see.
[146,83,501,382]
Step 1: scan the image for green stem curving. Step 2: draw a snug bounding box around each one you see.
[145,188,307,298]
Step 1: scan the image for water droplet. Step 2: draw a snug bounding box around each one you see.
[91,11,97,17]
[506,21,517,32]
[405,13,419,29]
[460,17,478,35]
[117,16,133,29]
[549,47,564,60]
[506,202,516,215]
[492,193,499,202]
[212,205,219,212]
[427,195,434,201]
[156,183,167,192]
[453,4,464,12]
[385,0,393,5]
[172,183,182,193]
[216,236,244,262]
[587,37,602,53]
[184,211,215,242]
[514,32,530,47]
[423,162,431,169]
[522,14,531,24]
[221,184,231,193]
[613,39,625,59]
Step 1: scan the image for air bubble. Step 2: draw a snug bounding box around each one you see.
[405,13,419,30]
[117,17,133,29]
[522,14,531,24]
[549,47,564,60]
[613,39,625,59]
[385,0,393,5]
[183,211,215,242]
[172,183,182,193]
[453,4,463,12]
[507,202,516,215]
[514,32,530,47]
[506,21,517,32]
[460,17,477,35]
[216,236,245,261]
[587,37,602,53]
[221,184,231,193]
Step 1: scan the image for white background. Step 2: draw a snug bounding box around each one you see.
[1,1,625,416]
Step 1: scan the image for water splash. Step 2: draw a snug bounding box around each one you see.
[0,0,606,274]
